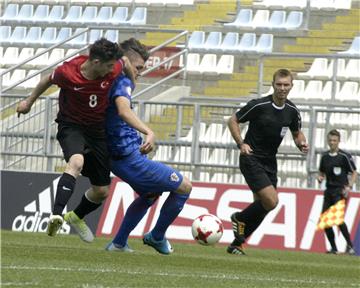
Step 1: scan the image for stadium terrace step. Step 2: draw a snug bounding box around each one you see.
[322,23,360,31]
[308,30,358,38]
[217,81,258,88]
[282,45,331,54]
[296,38,347,46]
[230,73,260,81]
[204,87,252,97]
[159,24,202,31]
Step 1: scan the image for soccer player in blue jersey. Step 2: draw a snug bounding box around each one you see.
[105,38,192,254]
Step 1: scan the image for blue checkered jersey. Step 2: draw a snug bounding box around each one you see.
[106,74,142,157]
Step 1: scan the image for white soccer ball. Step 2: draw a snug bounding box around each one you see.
[191,214,224,246]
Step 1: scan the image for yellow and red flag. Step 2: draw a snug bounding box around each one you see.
[317,199,346,230]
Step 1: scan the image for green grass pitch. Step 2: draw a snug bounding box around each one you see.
[1,230,359,288]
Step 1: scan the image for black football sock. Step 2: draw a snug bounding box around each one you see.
[244,211,268,238]
[338,223,353,247]
[231,200,268,246]
[325,227,337,251]
[53,173,76,215]
[73,194,102,219]
[234,200,268,223]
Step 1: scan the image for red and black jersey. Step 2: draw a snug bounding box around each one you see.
[50,55,123,128]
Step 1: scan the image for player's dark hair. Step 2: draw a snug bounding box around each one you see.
[89,38,123,62]
[328,129,341,140]
[272,69,293,82]
[119,38,149,62]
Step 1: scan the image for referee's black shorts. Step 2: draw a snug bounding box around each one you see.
[56,121,111,187]
[322,187,344,212]
[239,154,277,193]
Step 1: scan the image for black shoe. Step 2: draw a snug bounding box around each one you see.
[227,245,246,255]
[345,245,356,255]
[230,213,246,243]
[326,248,339,255]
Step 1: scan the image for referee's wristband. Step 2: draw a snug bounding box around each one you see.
[237,143,244,149]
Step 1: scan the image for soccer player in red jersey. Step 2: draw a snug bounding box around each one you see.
[16,38,131,241]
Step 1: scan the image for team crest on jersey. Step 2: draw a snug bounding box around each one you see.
[333,167,341,175]
[126,86,132,96]
[170,172,179,182]
[100,81,110,89]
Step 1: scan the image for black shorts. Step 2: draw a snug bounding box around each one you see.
[239,154,277,193]
[56,122,111,186]
[322,187,344,212]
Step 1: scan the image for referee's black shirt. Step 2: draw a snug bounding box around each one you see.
[236,95,302,158]
[319,150,357,188]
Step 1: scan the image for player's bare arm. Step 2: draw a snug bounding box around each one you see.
[115,96,155,154]
[292,130,309,153]
[228,114,253,155]
[317,172,325,183]
[16,75,52,117]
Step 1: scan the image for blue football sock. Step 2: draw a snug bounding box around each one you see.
[113,196,154,247]
[151,192,189,241]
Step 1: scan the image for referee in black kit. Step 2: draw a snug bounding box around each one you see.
[227,68,309,255]
[318,129,357,255]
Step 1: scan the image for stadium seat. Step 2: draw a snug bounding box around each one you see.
[198,54,217,75]
[211,173,228,183]
[255,33,273,53]
[48,48,65,66]
[217,55,234,74]
[304,80,323,100]
[202,31,222,51]
[321,81,340,101]
[21,70,41,89]
[29,5,50,24]
[337,81,359,102]
[126,7,147,25]
[104,30,119,43]
[37,27,57,46]
[46,5,64,25]
[6,26,27,46]
[311,0,337,11]
[13,4,34,24]
[62,6,82,24]
[334,0,352,9]
[267,10,286,29]
[185,53,201,73]
[288,80,305,99]
[64,28,87,48]
[23,27,42,46]
[28,48,48,67]
[54,27,72,45]
[297,58,329,80]
[173,146,191,162]
[0,26,11,42]
[188,31,205,50]
[284,11,303,30]
[94,6,112,25]
[224,9,252,28]
[107,7,128,25]
[338,37,360,55]
[2,47,19,67]
[219,32,239,52]
[344,59,360,81]
[0,4,19,23]
[235,33,256,52]
[74,6,98,25]
[153,145,172,161]
[201,123,223,142]
[251,10,270,29]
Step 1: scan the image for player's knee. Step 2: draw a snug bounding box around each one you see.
[67,154,84,174]
[262,197,278,211]
[92,186,109,201]
[177,176,192,195]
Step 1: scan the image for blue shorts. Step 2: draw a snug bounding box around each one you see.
[111,149,183,195]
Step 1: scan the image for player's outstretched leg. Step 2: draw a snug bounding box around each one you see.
[64,211,94,243]
[107,194,156,252]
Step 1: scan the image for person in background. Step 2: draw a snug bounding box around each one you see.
[318,129,357,255]
[227,68,309,255]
